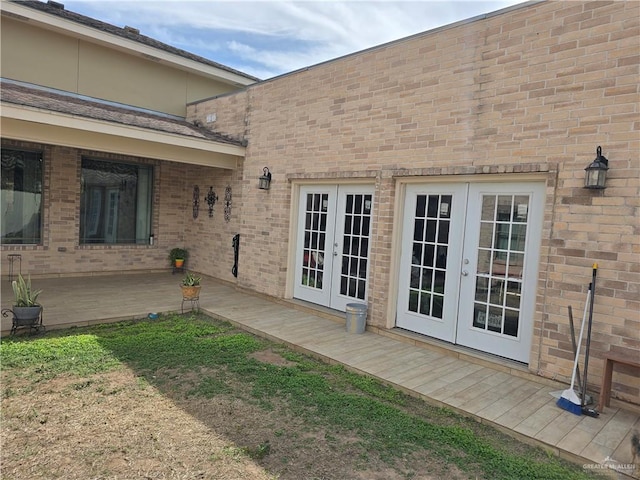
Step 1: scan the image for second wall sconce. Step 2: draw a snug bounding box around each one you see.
[258,167,272,190]
[584,146,609,189]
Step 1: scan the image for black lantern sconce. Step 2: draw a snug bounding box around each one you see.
[206,187,218,217]
[258,167,272,190]
[584,146,609,190]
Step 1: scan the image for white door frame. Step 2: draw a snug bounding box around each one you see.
[396,183,467,342]
[292,184,374,311]
[393,177,546,364]
[456,182,545,363]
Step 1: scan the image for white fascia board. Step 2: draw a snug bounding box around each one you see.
[2,2,255,87]
[1,103,244,169]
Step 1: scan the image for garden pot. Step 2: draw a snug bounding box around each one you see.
[181,285,201,300]
[174,259,185,268]
[13,305,42,327]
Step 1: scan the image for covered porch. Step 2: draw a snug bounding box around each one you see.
[1,272,638,477]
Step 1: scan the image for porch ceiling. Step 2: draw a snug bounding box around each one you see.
[0,80,244,169]
[2,108,242,169]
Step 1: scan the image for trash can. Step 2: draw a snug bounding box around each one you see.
[345,303,367,334]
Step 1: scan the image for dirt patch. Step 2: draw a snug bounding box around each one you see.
[250,348,297,367]
[1,365,472,480]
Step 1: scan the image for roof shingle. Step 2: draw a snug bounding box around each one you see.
[1,80,244,146]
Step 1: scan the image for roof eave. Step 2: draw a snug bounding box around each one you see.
[1,2,256,88]
[1,103,244,169]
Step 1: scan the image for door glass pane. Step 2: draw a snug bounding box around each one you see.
[339,193,372,300]
[407,194,450,319]
[301,193,327,289]
[472,194,531,338]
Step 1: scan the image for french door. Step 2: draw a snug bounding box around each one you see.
[397,182,545,363]
[294,185,374,311]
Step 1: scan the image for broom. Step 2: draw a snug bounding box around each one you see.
[580,264,600,418]
[557,281,591,415]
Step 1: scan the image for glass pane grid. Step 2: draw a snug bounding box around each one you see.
[301,193,327,290]
[408,194,450,319]
[340,194,372,300]
[473,194,528,337]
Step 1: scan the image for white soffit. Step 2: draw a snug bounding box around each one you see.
[1,104,243,169]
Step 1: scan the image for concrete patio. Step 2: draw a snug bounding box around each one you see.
[1,272,638,478]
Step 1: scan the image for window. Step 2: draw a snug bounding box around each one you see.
[1,148,43,244]
[80,158,153,244]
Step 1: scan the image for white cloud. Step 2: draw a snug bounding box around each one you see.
[65,1,525,78]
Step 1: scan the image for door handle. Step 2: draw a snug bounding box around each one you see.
[461,270,469,276]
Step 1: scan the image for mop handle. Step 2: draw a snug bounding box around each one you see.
[569,283,591,390]
[581,264,598,404]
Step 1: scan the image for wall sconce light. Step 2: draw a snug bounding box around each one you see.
[206,187,218,217]
[258,167,272,190]
[584,146,609,189]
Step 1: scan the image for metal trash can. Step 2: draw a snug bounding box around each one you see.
[345,303,367,334]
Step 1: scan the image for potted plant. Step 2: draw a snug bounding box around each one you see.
[180,271,201,300]
[168,247,188,269]
[10,274,43,329]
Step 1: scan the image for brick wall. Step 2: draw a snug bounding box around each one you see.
[189,1,639,402]
[0,139,200,276]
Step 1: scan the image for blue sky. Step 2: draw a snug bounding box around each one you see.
[64,0,525,79]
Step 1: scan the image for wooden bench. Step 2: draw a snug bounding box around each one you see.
[599,352,640,412]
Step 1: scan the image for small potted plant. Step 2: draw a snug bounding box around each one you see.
[180,271,201,300]
[9,274,43,332]
[168,247,188,269]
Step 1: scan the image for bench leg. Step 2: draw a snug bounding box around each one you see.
[599,358,614,412]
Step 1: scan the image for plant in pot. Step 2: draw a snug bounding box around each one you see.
[10,274,43,331]
[180,271,201,300]
[168,247,188,269]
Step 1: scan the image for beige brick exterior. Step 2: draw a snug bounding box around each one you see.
[0,138,238,282]
[188,1,639,402]
[1,0,637,404]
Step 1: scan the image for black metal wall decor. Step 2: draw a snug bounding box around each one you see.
[224,186,232,222]
[232,234,240,277]
[206,187,218,217]
[192,185,200,219]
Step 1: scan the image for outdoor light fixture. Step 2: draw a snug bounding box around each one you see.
[584,146,609,189]
[258,167,272,190]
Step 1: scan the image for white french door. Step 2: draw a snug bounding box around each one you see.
[396,184,467,342]
[397,182,545,363]
[294,185,374,311]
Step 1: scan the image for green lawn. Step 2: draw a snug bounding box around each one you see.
[1,314,604,480]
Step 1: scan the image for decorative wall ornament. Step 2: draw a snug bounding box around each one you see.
[206,187,218,217]
[192,185,200,219]
[232,234,240,277]
[224,186,232,222]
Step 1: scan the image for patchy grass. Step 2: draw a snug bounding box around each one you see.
[1,314,604,480]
